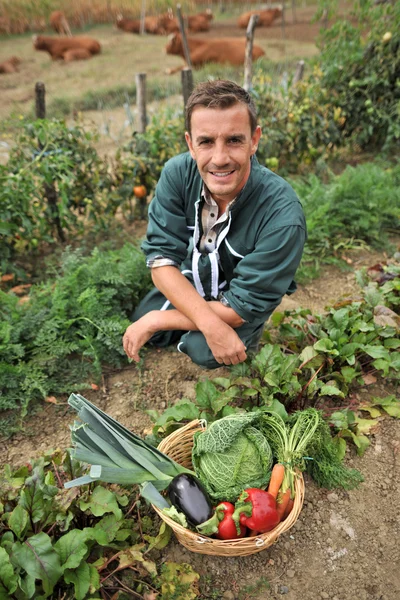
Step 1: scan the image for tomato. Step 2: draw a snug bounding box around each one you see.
[133,185,147,198]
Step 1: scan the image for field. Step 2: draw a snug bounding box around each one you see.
[1,2,400,599]
[0,8,322,120]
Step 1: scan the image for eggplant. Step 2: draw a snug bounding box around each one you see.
[167,473,213,526]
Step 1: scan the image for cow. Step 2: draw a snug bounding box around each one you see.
[0,16,11,35]
[116,15,141,33]
[116,14,165,35]
[49,11,72,36]
[238,8,282,29]
[0,56,20,74]
[33,35,101,60]
[165,33,265,74]
[162,9,212,33]
[63,48,92,62]
[187,14,211,32]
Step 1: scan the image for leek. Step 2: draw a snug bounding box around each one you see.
[64,393,194,493]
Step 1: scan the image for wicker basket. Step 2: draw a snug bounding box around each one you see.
[153,419,305,557]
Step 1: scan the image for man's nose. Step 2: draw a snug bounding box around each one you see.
[211,142,229,166]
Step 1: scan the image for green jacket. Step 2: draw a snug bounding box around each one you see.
[142,153,306,324]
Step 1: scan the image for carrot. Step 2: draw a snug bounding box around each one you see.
[276,489,291,521]
[282,497,294,521]
[267,463,285,499]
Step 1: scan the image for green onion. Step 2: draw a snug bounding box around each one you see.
[64,393,194,493]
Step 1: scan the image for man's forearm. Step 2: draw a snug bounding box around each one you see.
[151,266,245,333]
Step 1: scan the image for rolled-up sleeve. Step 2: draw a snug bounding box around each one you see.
[141,159,192,266]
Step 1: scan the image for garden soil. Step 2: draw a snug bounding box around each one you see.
[2,243,399,600]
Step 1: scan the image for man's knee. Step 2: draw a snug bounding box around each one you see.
[178,331,220,370]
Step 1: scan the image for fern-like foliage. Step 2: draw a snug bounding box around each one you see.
[0,243,152,433]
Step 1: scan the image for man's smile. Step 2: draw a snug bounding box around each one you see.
[209,170,235,178]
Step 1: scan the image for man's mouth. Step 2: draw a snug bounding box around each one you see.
[210,170,234,178]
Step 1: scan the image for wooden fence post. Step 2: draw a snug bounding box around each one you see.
[176,4,192,69]
[181,67,194,108]
[291,0,297,24]
[243,14,259,92]
[293,60,305,85]
[140,0,146,35]
[136,72,147,134]
[35,81,46,119]
[34,82,65,242]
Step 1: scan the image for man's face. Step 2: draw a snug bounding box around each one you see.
[185,103,261,204]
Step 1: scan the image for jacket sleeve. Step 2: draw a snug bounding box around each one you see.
[223,223,306,323]
[141,158,192,266]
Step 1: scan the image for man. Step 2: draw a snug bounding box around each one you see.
[123,80,306,369]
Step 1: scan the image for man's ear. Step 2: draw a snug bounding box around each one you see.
[185,131,196,159]
[251,126,262,155]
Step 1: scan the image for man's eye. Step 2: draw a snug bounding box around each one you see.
[229,138,242,144]
[199,140,212,146]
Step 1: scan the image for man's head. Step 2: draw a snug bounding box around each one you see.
[185,79,258,137]
[184,80,261,204]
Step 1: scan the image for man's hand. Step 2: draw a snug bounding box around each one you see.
[123,312,159,362]
[202,319,247,365]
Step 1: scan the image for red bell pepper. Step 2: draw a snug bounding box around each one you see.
[196,501,247,540]
[232,488,280,534]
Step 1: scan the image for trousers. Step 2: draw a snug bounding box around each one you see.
[133,286,266,370]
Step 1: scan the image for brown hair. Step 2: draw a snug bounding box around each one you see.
[185,80,258,136]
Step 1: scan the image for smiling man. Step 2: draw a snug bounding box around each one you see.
[123,80,306,369]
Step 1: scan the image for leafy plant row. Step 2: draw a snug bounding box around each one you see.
[149,260,400,457]
[0,451,200,599]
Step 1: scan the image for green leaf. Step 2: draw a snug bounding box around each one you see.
[64,561,92,600]
[154,399,200,427]
[8,505,29,540]
[355,417,379,435]
[90,514,124,545]
[54,530,88,570]
[210,386,240,414]
[318,384,345,398]
[330,411,349,430]
[340,366,357,383]
[363,345,389,359]
[265,399,288,421]
[12,532,62,596]
[314,339,339,355]
[332,436,347,461]
[195,380,218,408]
[384,338,400,349]
[0,547,18,598]
[19,573,36,599]
[79,485,122,519]
[211,377,231,389]
[144,521,172,551]
[371,395,400,418]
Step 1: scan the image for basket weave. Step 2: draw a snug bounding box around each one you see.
[153,419,305,557]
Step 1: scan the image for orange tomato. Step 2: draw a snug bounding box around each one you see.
[133,185,147,198]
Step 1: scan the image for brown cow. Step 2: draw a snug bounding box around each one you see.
[238,8,282,29]
[33,35,101,60]
[116,16,141,33]
[165,33,265,74]
[0,56,20,74]
[49,11,72,36]
[162,10,212,33]
[63,48,92,62]
[116,14,165,35]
